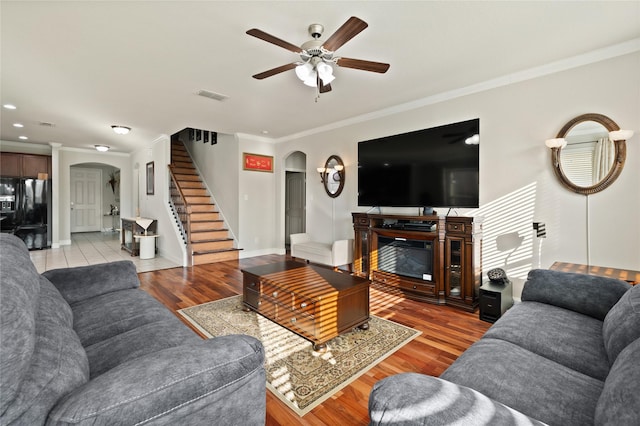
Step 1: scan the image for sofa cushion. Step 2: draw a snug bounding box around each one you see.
[522,269,630,320]
[441,338,604,426]
[71,288,186,347]
[485,301,609,380]
[47,335,265,426]
[43,260,140,305]
[86,318,200,378]
[595,337,640,425]
[602,284,640,364]
[38,276,73,327]
[369,373,546,426]
[1,276,89,425]
[0,234,41,415]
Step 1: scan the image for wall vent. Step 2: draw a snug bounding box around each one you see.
[196,90,229,102]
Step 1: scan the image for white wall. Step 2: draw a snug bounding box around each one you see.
[274,51,640,298]
[237,134,279,257]
[131,136,183,265]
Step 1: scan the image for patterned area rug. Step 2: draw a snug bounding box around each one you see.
[178,295,420,416]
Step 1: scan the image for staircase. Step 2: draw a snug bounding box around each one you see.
[169,140,240,265]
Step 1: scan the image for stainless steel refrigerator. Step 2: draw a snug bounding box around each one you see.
[0,177,51,249]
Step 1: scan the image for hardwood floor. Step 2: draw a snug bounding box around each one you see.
[138,254,491,426]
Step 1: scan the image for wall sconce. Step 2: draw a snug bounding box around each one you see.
[544,138,567,149]
[333,164,344,181]
[317,167,328,183]
[317,164,344,183]
[609,129,634,141]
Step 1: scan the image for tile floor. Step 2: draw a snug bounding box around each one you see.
[29,231,181,273]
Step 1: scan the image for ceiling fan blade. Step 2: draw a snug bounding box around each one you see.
[322,16,368,52]
[252,63,297,80]
[336,57,390,73]
[246,28,302,53]
[319,80,332,93]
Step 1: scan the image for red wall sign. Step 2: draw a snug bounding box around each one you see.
[243,153,273,172]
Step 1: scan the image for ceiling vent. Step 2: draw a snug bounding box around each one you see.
[196,90,229,102]
[39,121,55,127]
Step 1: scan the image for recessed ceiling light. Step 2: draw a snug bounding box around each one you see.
[19,136,28,140]
[262,130,269,134]
[13,123,24,128]
[3,104,17,110]
[95,145,110,152]
[111,125,131,135]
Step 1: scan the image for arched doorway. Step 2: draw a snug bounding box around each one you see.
[70,163,120,233]
[284,151,306,247]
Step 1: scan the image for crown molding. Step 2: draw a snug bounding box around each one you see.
[274,38,640,143]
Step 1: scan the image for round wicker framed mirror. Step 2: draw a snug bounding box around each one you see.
[550,113,627,195]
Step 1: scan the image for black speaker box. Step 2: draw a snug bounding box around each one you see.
[479,280,513,323]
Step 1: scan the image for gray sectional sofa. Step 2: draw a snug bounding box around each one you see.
[0,233,266,425]
[369,268,640,425]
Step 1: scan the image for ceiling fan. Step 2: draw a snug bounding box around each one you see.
[246,16,390,95]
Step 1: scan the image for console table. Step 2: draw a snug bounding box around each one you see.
[353,213,482,312]
[121,217,157,256]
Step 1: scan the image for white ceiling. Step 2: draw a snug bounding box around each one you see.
[1,1,639,153]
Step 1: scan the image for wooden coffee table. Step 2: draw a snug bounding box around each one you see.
[241,261,370,351]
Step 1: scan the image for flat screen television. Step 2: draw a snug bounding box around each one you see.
[357,118,479,208]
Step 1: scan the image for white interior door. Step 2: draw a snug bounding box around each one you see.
[285,171,306,245]
[71,168,102,233]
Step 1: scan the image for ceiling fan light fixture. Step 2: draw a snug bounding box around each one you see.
[317,62,335,84]
[320,73,335,85]
[303,72,318,87]
[295,62,314,81]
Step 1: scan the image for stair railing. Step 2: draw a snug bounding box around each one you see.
[168,164,192,265]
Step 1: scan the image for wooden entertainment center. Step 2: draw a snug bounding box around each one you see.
[352,213,482,312]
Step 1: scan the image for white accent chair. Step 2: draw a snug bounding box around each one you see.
[290,233,354,271]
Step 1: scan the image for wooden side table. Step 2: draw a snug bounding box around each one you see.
[550,262,640,285]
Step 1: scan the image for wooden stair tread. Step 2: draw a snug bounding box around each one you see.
[193,248,241,255]
[191,237,233,243]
